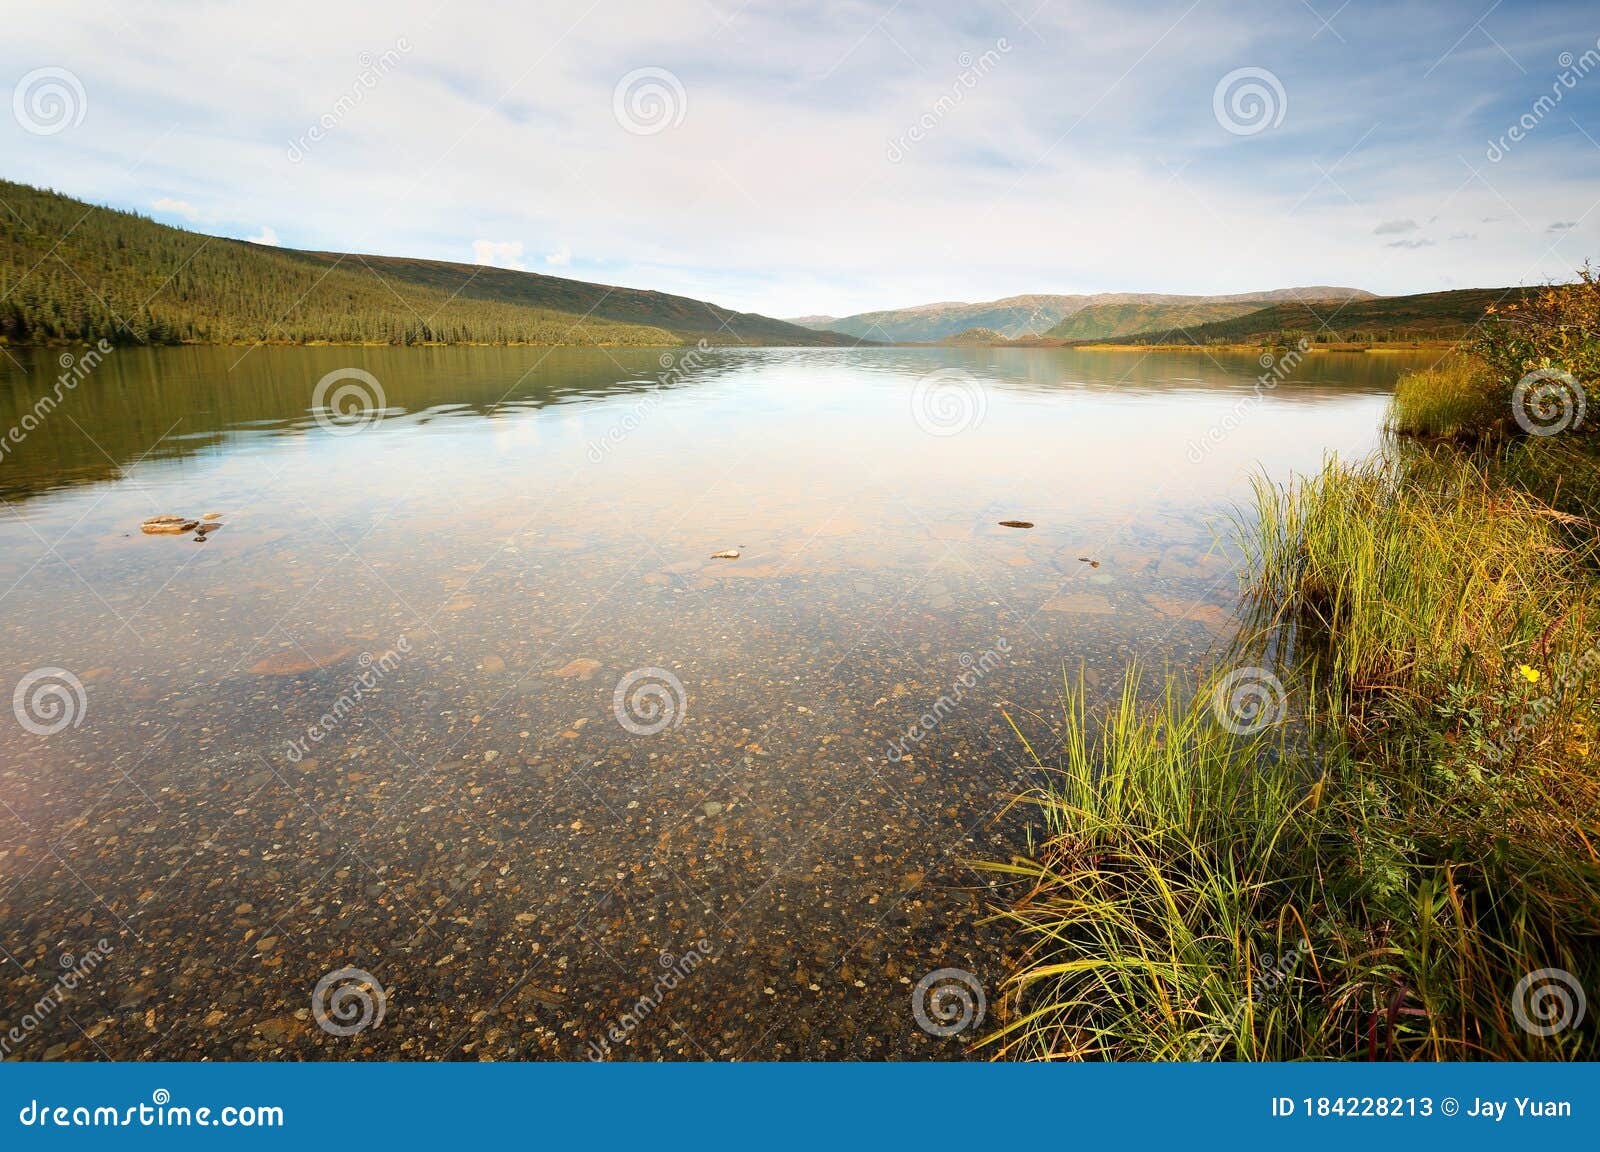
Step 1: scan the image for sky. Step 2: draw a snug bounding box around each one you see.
[4,0,1599,318]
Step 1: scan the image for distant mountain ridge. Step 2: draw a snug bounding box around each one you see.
[788,287,1375,342]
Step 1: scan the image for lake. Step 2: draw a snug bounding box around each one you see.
[0,343,1429,1059]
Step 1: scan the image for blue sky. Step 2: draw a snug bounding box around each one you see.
[5,0,1599,317]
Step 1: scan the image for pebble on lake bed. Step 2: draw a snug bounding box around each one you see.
[710,549,741,559]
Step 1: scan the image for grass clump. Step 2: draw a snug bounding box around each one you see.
[981,671,1341,1061]
[988,361,1600,1060]
[1243,450,1596,702]
[1388,357,1503,439]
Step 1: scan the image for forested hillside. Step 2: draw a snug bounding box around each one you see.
[0,180,850,348]
[1107,287,1532,345]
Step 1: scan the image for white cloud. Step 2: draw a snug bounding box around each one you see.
[472,239,526,271]
[151,197,201,221]
[545,246,572,267]
[247,225,280,245]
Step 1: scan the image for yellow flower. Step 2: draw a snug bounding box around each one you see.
[1518,664,1541,684]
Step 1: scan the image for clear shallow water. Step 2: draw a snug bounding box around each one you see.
[0,343,1426,1059]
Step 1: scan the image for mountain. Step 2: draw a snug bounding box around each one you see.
[1106,287,1533,345]
[0,179,856,348]
[1044,298,1280,341]
[790,288,1374,342]
[788,295,1081,342]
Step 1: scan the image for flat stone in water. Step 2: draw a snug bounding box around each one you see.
[998,520,1034,529]
[247,642,357,675]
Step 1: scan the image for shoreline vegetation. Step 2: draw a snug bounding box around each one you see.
[923,339,1459,353]
[986,269,1599,1061]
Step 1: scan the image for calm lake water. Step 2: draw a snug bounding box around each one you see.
[0,343,1429,1060]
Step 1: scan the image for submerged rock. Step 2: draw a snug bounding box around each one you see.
[710,549,741,560]
[247,642,357,676]
[550,657,601,681]
[998,520,1033,529]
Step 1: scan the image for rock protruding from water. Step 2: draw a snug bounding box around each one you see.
[141,513,224,541]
